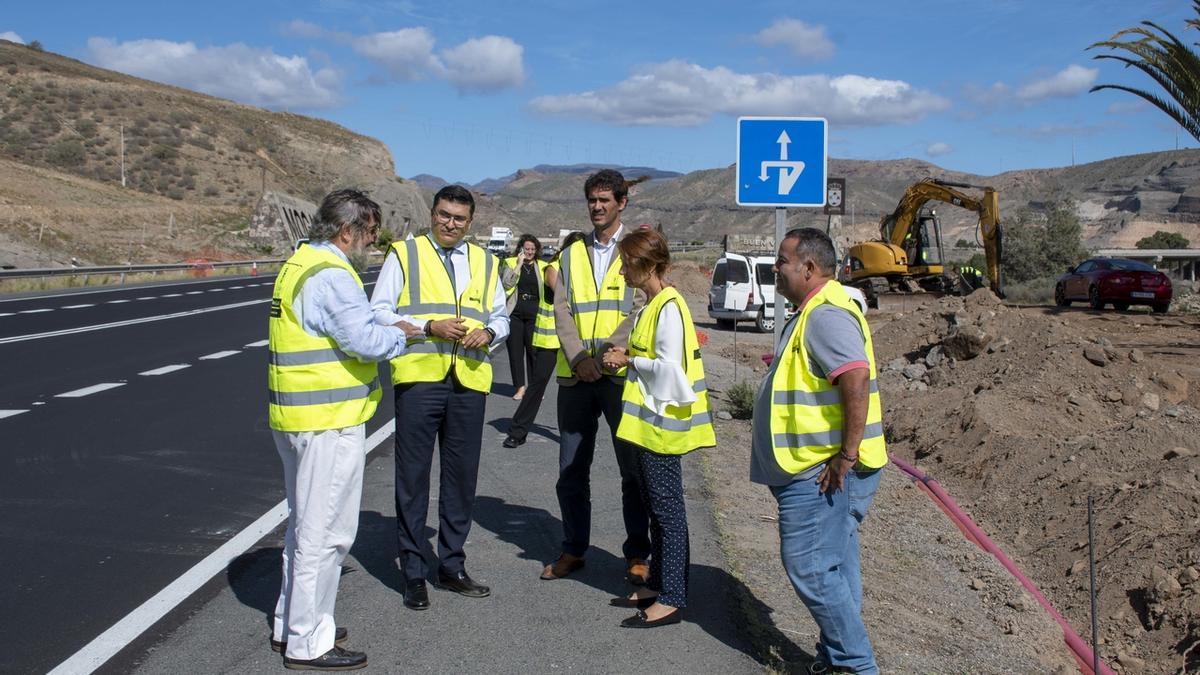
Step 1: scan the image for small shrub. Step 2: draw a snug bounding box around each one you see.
[725,381,756,420]
[1003,276,1057,305]
[46,139,85,167]
[167,188,185,200]
[203,186,220,197]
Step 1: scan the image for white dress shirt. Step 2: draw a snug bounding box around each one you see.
[590,224,624,290]
[369,236,509,346]
[629,300,695,414]
[293,241,408,362]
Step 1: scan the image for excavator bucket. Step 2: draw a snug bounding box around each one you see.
[872,291,942,313]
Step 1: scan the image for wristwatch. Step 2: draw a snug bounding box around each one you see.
[423,321,433,337]
[483,327,497,342]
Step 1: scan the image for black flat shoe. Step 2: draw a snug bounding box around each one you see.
[620,608,682,628]
[435,569,491,598]
[282,645,367,670]
[403,579,430,610]
[609,595,657,609]
[272,626,348,653]
[502,435,525,448]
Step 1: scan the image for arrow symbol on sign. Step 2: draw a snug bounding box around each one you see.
[776,130,791,161]
[758,161,806,194]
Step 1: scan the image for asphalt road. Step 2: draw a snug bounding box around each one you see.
[1,272,758,674]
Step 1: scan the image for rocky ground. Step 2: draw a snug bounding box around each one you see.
[668,259,1200,674]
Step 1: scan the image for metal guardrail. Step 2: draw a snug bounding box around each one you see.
[0,259,286,280]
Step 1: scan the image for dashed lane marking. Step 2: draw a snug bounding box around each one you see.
[136,296,157,301]
[185,291,204,295]
[46,421,395,675]
[229,286,244,289]
[19,308,54,314]
[139,364,191,376]
[62,304,95,309]
[198,350,240,360]
[0,409,29,420]
[244,339,269,347]
[0,312,14,317]
[161,293,182,298]
[56,382,126,398]
[0,299,269,345]
[106,299,131,304]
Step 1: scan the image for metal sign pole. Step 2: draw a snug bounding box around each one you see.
[775,207,787,350]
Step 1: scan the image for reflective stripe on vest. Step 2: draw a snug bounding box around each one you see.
[555,238,634,377]
[615,287,716,455]
[531,260,560,350]
[267,244,380,432]
[769,280,888,473]
[387,236,497,393]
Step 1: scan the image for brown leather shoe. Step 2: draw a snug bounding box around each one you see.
[540,553,585,580]
[626,558,649,586]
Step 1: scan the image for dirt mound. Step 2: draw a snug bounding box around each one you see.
[872,293,1200,673]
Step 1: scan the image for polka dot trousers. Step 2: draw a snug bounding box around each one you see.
[637,449,690,608]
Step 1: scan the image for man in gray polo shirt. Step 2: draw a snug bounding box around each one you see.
[750,228,887,675]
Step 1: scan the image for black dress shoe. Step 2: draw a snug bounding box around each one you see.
[609,595,657,609]
[403,578,430,610]
[502,435,525,448]
[272,626,348,653]
[435,569,491,597]
[620,608,682,628]
[282,645,367,670]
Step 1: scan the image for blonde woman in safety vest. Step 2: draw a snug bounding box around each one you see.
[750,228,888,675]
[601,229,715,628]
[503,231,586,448]
[268,189,419,671]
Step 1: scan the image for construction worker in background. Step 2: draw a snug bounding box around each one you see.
[370,185,508,612]
[267,189,418,671]
[540,169,652,585]
[958,264,985,289]
[750,227,888,675]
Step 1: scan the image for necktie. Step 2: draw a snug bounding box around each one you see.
[442,248,457,295]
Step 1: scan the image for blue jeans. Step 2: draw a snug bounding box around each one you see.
[772,466,884,674]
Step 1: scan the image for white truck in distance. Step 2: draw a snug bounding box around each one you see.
[487,227,514,257]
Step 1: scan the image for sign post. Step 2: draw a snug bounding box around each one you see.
[736,117,828,349]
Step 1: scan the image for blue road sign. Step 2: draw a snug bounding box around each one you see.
[736,117,828,207]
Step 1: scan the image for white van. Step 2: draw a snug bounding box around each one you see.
[707,253,778,332]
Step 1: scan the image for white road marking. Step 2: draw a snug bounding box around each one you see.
[139,364,191,376]
[56,382,126,398]
[136,296,156,301]
[185,291,203,295]
[62,304,95,309]
[199,350,240,360]
[244,339,269,347]
[0,299,269,345]
[106,299,131,304]
[0,272,279,304]
[45,421,395,675]
[19,308,54,314]
[229,286,244,289]
[207,288,225,292]
[0,409,29,420]
[161,293,182,298]
[0,312,14,317]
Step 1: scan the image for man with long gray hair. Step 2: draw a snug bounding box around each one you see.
[267,188,419,671]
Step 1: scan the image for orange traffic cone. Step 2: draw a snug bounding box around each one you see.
[251,261,258,277]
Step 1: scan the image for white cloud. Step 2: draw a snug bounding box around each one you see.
[440,36,525,92]
[353,27,439,81]
[754,18,834,60]
[529,60,949,127]
[86,37,341,109]
[963,82,1011,109]
[926,142,952,157]
[994,121,1113,140]
[0,31,24,44]
[1016,64,1098,102]
[353,29,524,93]
[282,19,327,39]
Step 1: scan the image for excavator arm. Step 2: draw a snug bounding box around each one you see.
[879,178,1004,297]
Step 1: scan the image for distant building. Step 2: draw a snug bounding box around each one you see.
[250,191,317,249]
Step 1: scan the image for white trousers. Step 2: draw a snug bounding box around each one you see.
[271,425,366,660]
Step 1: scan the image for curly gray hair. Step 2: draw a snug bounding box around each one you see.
[308,189,381,241]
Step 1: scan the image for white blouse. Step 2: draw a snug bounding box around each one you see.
[629,300,696,415]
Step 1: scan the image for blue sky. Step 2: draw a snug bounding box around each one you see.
[2,0,1194,184]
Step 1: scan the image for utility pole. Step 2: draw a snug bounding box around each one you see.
[120,124,126,188]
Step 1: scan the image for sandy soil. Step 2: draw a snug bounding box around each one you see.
[668,259,1198,673]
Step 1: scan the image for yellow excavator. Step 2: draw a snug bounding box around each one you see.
[844,178,1004,308]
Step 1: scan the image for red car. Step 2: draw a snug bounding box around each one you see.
[1055,257,1172,313]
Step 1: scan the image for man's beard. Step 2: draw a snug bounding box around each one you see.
[348,238,371,273]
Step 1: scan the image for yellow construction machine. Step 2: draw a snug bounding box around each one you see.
[844,178,1004,308]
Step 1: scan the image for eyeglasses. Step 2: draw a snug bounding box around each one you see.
[434,209,470,226]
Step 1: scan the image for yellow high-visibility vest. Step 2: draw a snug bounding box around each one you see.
[769,280,888,473]
[387,236,498,393]
[616,287,715,455]
[268,244,380,432]
[530,260,560,350]
[555,237,634,377]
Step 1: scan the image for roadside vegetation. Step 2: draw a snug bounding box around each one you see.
[966,198,1088,304]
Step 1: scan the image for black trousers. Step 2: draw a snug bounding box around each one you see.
[393,377,485,580]
[555,378,651,560]
[638,450,689,607]
[507,346,557,441]
[505,311,536,388]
